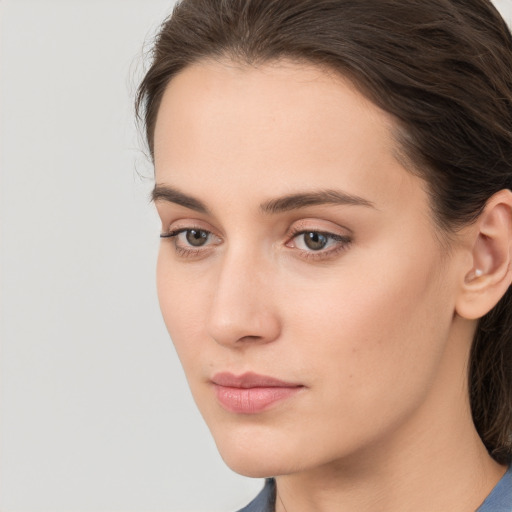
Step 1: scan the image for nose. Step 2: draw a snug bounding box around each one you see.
[206,250,281,347]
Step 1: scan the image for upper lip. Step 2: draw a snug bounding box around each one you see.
[211,372,302,389]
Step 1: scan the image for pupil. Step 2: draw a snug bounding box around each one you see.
[186,229,208,247]
[304,232,327,250]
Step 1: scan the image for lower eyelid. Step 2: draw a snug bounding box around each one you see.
[174,246,205,257]
[297,240,351,260]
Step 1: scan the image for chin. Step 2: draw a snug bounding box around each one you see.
[209,422,311,478]
[218,446,290,478]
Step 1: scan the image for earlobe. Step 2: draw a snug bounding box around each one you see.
[456,189,512,320]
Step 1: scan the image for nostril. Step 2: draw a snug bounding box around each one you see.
[237,335,266,343]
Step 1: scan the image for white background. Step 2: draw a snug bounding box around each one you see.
[1,1,511,511]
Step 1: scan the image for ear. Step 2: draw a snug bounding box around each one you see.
[455,189,512,320]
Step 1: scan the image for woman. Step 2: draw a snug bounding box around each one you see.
[136,1,512,510]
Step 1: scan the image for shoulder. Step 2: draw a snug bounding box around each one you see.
[477,466,512,512]
[236,479,276,512]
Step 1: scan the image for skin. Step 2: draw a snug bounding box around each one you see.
[153,59,508,512]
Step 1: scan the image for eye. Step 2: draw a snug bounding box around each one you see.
[287,229,351,259]
[160,227,221,256]
[183,229,209,247]
[298,231,330,251]
[160,228,211,244]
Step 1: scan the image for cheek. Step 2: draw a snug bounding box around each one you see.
[156,232,458,475]
[287,243,453,416]
[156,249,210,365]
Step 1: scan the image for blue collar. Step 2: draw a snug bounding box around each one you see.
[477,465,512,512]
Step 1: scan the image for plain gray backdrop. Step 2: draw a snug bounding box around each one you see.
[1,1,511,511]
[0,1,262,511]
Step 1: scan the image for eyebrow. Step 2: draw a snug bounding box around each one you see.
[152,184,375,214]
[260,189,375,214]
[152,184,210,214]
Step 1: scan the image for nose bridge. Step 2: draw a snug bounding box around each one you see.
[206,243,280,346]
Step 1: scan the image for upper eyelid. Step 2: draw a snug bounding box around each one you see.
[288,218,353,235]
[288,226,349,237]
[160,219,220,235]
[160,227,202,238]
[285,223,353,246]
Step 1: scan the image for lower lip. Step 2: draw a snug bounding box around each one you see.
[213,385,302,414]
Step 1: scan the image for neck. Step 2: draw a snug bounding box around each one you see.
[275,319,506,512]
[276,423,504,512]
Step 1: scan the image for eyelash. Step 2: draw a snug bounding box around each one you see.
[160,226,352,261]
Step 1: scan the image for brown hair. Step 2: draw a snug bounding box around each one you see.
[136,0,512,463]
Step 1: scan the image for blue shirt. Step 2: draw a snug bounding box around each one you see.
[238,466,512,512]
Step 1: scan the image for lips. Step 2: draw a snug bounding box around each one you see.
[211,372,303,414]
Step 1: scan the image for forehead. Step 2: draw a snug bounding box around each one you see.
[153,59,423,214]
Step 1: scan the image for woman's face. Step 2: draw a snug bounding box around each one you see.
[153,60,469,477]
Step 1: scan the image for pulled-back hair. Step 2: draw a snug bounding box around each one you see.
[136,0,512,464]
